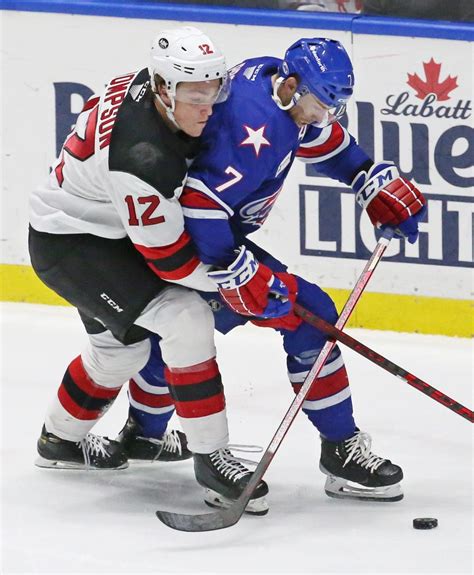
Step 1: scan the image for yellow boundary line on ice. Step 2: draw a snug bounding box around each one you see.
[0,263,472,338]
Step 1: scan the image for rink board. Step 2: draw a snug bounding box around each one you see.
[0,4,472,336]
[1,262,470,337]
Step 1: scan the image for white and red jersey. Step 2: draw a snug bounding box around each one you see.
[30,68,214,291]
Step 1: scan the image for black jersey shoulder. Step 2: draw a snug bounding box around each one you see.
[109,68,201,199]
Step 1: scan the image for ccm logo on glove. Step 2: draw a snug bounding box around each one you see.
[355,164,399,204]
[209,251,259,291]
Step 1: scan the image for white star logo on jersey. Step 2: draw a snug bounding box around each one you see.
[240,125,271,157]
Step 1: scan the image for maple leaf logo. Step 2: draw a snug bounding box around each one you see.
[407,58,458,101]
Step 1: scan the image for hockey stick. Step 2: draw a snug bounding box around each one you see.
[294,304,474,423]
[155,228,395,532]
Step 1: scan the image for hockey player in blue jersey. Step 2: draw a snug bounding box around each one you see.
[118,38,426,513]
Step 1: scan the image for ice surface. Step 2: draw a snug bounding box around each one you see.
[1,303,472,574]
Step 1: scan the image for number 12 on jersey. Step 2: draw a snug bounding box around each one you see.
[125,195,166,226]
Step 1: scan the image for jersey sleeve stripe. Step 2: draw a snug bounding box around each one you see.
[297,122,344,156]
[180,188,220,209]
[185,176,234,216]
[182,207,229,220]
[134,231,200,280]
[180,187,229,220]
[299,125,332,148]
[148,256,201,281]
[296,123,349,163]
[134,230,191,260]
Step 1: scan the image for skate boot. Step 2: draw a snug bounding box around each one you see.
[194,448,269,515]
[36,425,128,470]
[116,416,192,462]
[320,430,403,502]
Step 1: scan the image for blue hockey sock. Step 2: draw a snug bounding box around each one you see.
[129,405,172,440]
[303,397,356,442]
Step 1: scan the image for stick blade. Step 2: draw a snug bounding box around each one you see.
[156,506,241,532]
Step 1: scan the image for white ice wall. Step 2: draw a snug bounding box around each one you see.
[1,9,472,300]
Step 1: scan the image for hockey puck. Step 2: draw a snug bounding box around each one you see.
[413,518,438,530]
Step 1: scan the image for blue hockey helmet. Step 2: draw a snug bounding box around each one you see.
[279,38,354,110]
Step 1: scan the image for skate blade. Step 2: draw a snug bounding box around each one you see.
[35,456,128,471]
[323,473,403,502]
[203,488,269,516]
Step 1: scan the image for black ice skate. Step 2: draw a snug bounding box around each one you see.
[116,416,192,462]
[194,448,269,515]
[36,425,128,470]
[320,430,403,502]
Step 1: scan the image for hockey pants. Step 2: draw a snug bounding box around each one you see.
[45,286,229,446]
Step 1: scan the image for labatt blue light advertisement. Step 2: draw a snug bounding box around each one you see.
[302,52,473,268]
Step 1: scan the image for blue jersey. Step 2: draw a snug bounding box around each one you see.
[181,56,371,266]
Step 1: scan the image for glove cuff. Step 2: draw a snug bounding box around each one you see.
[207,246,260,290]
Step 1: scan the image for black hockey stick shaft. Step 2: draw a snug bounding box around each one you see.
[156,229,395,532]
[294,304,474,423]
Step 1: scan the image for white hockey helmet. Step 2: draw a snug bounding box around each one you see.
[149,26,229,106]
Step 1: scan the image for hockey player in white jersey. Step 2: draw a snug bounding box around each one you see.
[29,27,269,507]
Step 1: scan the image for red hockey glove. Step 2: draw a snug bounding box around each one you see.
[352,162,426,244]
[207,246,296,320]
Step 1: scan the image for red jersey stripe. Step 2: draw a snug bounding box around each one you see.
[180,187,221,209]
[296,123,345,159]
[134,230,192,261]
[147,256,200,281]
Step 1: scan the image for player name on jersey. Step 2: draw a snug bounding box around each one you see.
[99,72,137,150]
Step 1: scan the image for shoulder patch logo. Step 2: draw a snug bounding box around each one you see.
[129,81,150,102]
[243,66,256,80]
[243,64,264,82]
[207,299,222,312]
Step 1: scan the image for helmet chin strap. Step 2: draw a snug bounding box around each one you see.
[272,76,298,111]
[153,91,182,131]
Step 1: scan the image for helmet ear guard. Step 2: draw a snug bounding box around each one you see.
[272,76,300,111]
